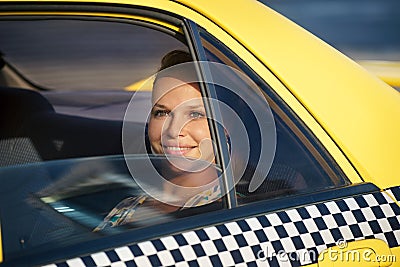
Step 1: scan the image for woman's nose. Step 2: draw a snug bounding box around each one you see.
[163,114,187,138]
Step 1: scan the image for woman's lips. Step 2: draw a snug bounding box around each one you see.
[162,145,195,155]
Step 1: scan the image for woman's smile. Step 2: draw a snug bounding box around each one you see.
[162,145,195,155]
[148,77,215,163]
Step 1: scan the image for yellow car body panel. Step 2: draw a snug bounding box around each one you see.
[0,223,2,263]
[318,239,394,266]
[358,60,400,88]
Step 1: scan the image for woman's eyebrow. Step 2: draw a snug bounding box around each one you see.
[153,104,168,109]
[185,104,205,109]
[181,100,206,109]
[153,103,205,110]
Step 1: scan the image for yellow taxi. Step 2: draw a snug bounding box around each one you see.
[0,0,399,266]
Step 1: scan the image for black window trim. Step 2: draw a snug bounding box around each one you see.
[0,2,182,27]
[182,19,237,209]
[197,26,352,186]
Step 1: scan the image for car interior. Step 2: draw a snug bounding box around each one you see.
[0,86,146,167]
[0,16,349,262]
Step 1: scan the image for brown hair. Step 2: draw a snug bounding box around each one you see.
[159,49,192,71]
[152,50,198,104]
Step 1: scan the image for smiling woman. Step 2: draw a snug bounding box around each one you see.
[149,50,215,163]
[0,13,213,260]
[95,50,222,230]
[149,84,213,160]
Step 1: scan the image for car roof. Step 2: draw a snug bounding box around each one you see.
[1,0,399,187]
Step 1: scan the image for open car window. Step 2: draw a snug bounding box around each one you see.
[0,19,187,121]
[0,11,353,264]
[0,155,223,260]
[0,15,226,261]
[198,28,350,205]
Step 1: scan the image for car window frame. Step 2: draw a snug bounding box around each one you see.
[182,19,237,209]
[188,23,380,208]
[0,7,231,265]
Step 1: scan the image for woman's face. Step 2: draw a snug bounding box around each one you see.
[149,77,214,162]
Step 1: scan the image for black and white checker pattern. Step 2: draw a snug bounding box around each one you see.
[43,189,400,267]
[386,186,400,203]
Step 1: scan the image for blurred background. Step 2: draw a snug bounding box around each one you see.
[260,0,400,91]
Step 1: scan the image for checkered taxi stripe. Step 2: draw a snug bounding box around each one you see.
[386,186,400,203]
[43,188,400,267]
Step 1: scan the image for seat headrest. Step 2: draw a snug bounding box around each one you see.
[0,87,54,136]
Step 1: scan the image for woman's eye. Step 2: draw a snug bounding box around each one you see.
[189,111,205,119]
[152,110,169,118]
